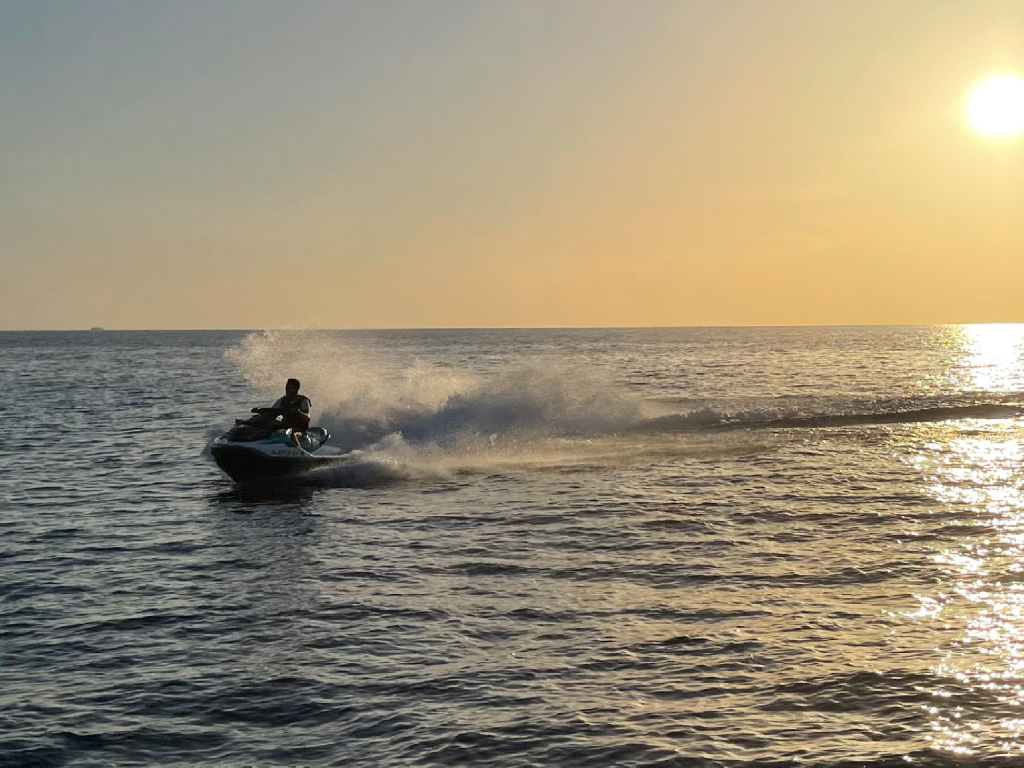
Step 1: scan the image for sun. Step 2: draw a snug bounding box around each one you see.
[966,74,1024,137]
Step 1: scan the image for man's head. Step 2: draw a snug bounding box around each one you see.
[285,378,300,396]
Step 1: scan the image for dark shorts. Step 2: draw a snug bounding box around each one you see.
[282,413,310,432]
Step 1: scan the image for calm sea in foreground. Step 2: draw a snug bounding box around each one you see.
[6,326,1024,766]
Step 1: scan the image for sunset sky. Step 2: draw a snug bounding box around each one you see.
[2,0,1023,330]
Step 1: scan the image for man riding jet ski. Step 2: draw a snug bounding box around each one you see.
[273,377,312,443]
[210,378,337,483]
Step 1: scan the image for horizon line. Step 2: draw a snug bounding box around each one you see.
[3,321,1023,333]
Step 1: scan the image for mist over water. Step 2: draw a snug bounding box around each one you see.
[7,325,1024,766]
[226,329,690,482]
[224,328,1024,487]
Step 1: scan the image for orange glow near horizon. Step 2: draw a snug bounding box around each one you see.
[1,2,1023,330]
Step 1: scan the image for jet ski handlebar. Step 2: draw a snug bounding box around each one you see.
[250,407,286,417]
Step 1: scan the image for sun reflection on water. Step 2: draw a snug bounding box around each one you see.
[937,324,1024,394]
[911,325,1024,755]
[917,431,1024,755]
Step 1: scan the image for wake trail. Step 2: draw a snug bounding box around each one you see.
[638,403,1024,434]
[222,331,1024,486]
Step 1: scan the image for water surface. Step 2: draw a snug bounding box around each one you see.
[4,326,1024,766]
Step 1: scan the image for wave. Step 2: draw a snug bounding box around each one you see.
[225,330,648,451]
[638,403,1024,433]
[222,331,1024,485]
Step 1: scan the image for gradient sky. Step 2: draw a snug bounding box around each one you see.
[2,0,1023,330]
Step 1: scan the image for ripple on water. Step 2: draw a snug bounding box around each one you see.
[6,328,1024,765]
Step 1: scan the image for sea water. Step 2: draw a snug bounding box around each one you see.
[4,325,1024,766]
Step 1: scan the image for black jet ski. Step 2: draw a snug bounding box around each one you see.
[210,407,341,483]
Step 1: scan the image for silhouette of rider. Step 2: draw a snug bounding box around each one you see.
[273,378,311,438]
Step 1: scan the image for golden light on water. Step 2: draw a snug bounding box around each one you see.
[912,325,1024,755]
[939,324,1024,393]
[923,432,1024,755]
[963,324,1024,392]
[966,74,1024,138]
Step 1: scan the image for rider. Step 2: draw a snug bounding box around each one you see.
[273,378,311,440]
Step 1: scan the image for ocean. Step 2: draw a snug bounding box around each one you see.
[4,325,1024,766]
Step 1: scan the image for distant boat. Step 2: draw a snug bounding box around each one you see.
[89,327,105,332]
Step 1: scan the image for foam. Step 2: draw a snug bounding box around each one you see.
[226,330,650,450]
[222,330,1024,487]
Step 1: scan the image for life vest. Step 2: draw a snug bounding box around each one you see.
[280,394,311,412]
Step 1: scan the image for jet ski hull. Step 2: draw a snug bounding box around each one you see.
[210,419,338,484]
[210,443,341,484]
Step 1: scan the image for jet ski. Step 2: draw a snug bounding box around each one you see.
[210,407,340,483]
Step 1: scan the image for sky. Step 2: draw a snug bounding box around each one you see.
[1,0,1023,330]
